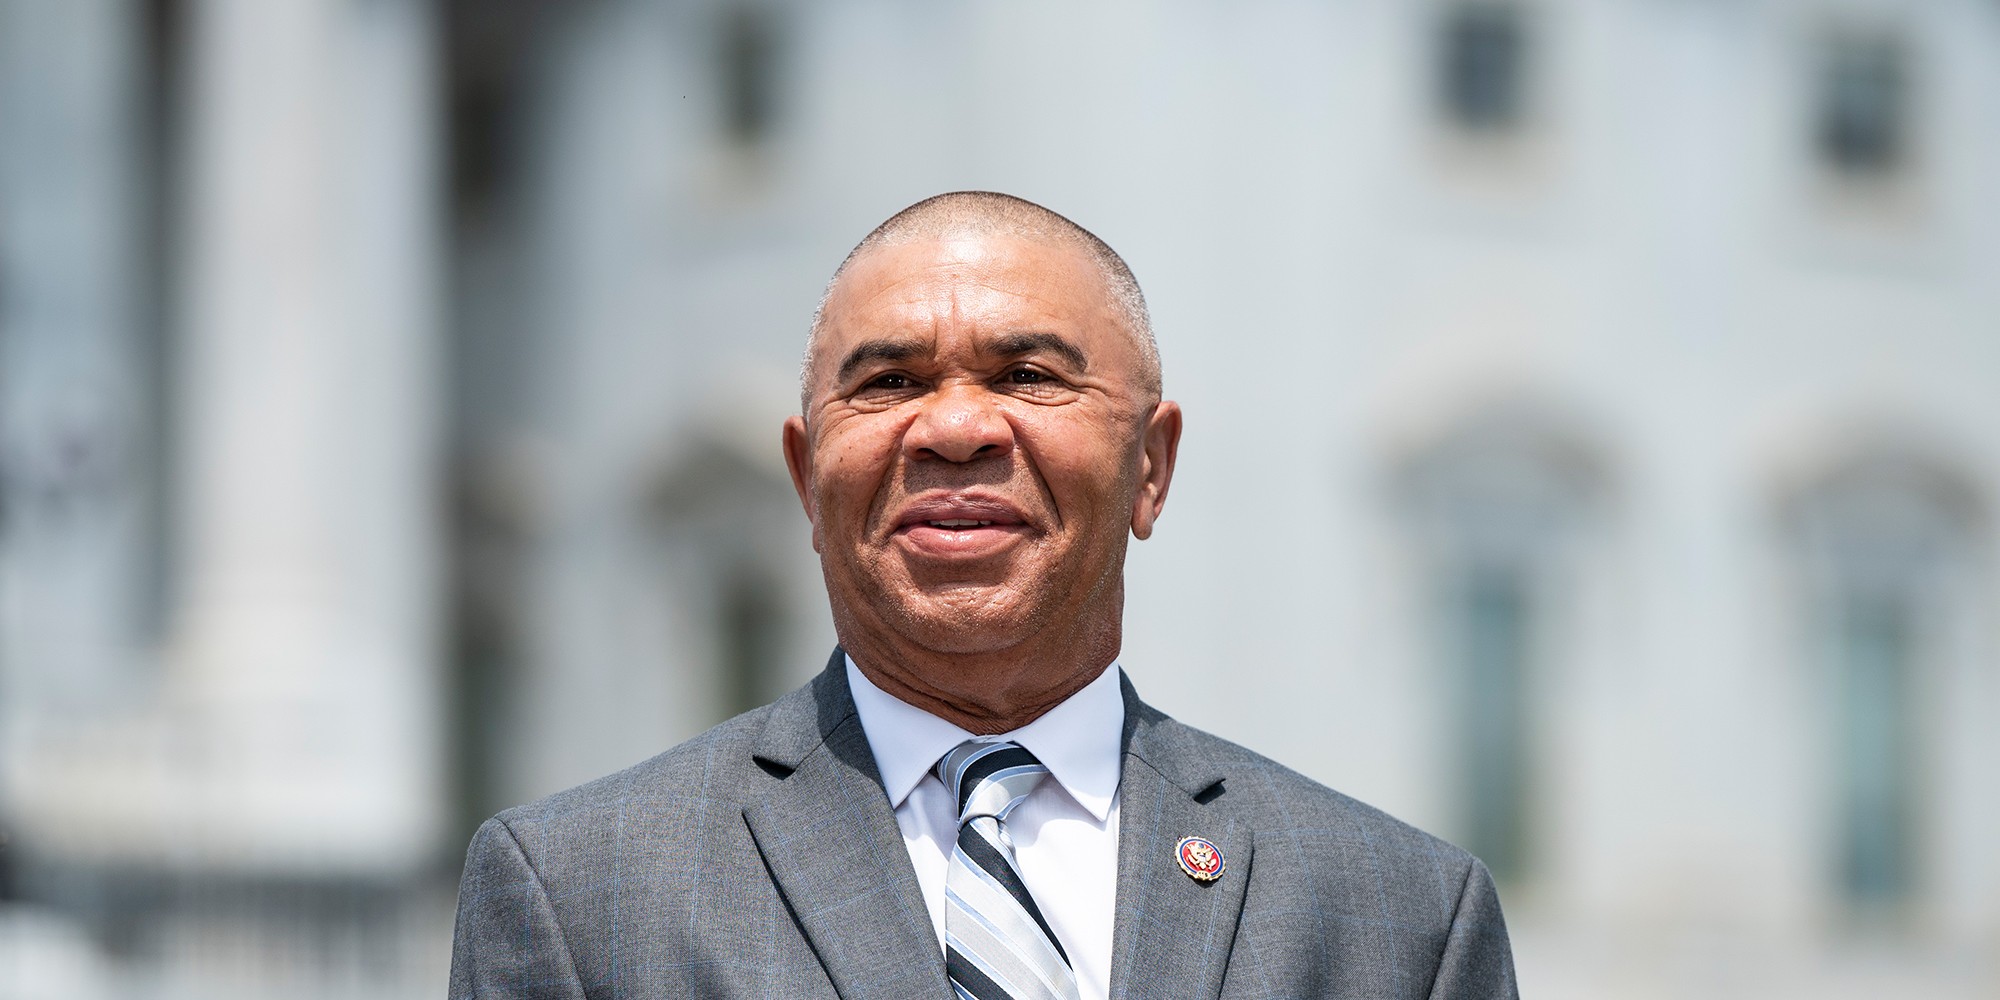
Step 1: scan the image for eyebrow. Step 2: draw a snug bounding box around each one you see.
[834,331,1088,384]
[987,331,1088,372]
[836,340,927,384]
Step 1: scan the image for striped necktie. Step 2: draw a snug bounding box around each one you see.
[936,739,1080,1000]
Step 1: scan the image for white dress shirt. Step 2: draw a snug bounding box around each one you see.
[845,656,1124,1000]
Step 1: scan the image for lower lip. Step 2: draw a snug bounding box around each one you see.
[894,523,1029,559]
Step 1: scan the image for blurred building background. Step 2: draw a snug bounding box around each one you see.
[1,0,1996,996]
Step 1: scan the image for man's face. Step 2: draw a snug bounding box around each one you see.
[783,234,1177,657]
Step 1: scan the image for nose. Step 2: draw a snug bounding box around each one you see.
[904,383,1014,464]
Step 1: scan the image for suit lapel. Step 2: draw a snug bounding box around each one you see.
[743,653,947,1000]
[1109,674,1252,1000]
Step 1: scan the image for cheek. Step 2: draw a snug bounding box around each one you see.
[1031,422,1140,518]
[812,418,903,526]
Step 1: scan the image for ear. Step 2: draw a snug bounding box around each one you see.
[1129,400,1182,541]
[781,415,822,552]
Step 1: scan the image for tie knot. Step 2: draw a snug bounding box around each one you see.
[936,739,1050,823]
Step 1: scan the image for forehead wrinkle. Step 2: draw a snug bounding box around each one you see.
[841,237,1104,326]
[813,235,1146,402]
[894,239,1103,320]
[812,269,943,388]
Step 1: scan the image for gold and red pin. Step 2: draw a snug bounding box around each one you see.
[1175,836,1224,882]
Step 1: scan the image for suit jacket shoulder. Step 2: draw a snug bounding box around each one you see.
[486,696,782,870]
[449,664,877,1000]
[1120,693,1517,1000]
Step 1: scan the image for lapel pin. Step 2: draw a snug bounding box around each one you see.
[1175,836,1224,882]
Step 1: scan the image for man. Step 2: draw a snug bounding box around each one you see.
[449,192,1519,999]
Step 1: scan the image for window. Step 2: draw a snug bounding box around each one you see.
[1450,562,1535,876]
[1831,587,1917,902]
[649,440,801,721]
[1815,35,1909,178]
[1438,3,1529,133]
[1790,452,1979,911]
[1401,408,1599,881]
[717,4,780,150]
[717,566,788,718]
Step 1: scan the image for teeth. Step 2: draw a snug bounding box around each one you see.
[930,519,992,528]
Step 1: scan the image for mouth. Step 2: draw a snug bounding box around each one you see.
[890,494,1031,559]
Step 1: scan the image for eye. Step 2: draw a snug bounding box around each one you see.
[865,373,913,390]
[1005,368,1052,385]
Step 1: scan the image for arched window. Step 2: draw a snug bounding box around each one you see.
[649,436,812,723]
[1399,404,1602,881]
[1785,450,1982,912]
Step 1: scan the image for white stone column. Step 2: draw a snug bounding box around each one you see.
[165,0,445,873]
[11,0,446,877]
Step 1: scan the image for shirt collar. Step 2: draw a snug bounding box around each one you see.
[845,654,1125,822]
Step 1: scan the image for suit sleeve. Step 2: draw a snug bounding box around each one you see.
[448,817,590,1000]
[1424,858,1520,1000]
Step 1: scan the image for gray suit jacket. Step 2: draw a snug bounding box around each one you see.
[450,651,1519,999]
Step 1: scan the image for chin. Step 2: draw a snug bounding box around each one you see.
[885,585,1046,655]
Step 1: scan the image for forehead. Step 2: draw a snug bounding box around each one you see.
[817,234,1124,353]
